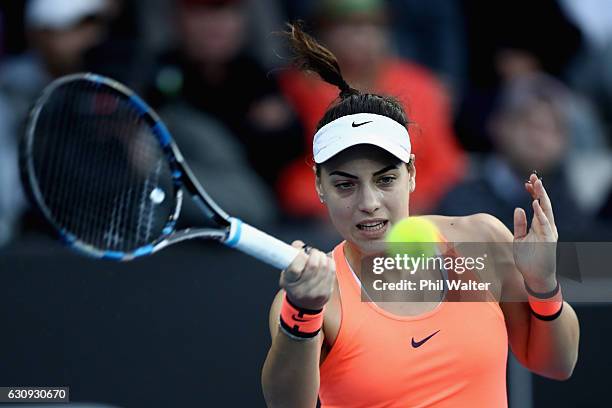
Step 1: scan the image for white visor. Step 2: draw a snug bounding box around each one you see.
[313,113,411,164]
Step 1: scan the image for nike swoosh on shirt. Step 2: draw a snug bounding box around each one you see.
[411,330,440,348]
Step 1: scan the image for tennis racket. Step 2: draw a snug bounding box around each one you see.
[21,73,300,269]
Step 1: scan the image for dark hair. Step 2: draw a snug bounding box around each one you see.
[283,22,411,176]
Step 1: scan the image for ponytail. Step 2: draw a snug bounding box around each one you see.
[284,22,359,99]
[282,21,409,135]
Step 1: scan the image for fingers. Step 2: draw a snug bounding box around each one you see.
[291,240,305,249]
[311,255,336,297]
[534,179,555,223]
[280,245,324,287]
[525,173,558,239]
[524,173,538,200]
[513,207,527,239]
[532,199,554,238]
[300,248,325,283]
[282,241,308,283]
[525,173,556,227]
[279,246,335,310]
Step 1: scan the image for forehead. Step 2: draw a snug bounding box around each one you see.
[321,144,401,174]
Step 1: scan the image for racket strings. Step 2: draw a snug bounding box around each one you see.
[43,83,84,229]
[31,79,176,253]
[67,84,99,237]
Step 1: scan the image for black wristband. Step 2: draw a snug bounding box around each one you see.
[279,318,321,338]
[524,279,560,299]
[530,302,564,321]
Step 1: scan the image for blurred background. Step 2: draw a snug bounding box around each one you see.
[0,0,611,406]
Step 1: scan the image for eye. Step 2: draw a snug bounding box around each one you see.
[335,182,355,190]
[377,176,396,186]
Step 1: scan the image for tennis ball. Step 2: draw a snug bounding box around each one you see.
[385,217,440,259]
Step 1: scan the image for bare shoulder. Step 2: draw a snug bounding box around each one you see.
[423,213,513,243]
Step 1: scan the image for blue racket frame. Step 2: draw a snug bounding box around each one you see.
[24,73,233,261]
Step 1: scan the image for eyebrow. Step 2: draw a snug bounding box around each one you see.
[373,164,399,176]
[328,170,358,179]
[329,164,399,179]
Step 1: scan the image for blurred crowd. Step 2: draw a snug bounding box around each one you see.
[1,0,612,246]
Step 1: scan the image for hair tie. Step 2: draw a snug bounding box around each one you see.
[339,82,358,99]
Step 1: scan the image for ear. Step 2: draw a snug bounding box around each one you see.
[408,154,416,193]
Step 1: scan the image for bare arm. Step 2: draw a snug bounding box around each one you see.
[502,297,579,380]
[478,207,580,380]
[261,290,323,408]
[261,242,335,408]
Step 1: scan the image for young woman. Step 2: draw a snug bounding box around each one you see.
[261,24,579,408]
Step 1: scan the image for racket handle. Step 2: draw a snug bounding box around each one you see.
[224,218,300,270]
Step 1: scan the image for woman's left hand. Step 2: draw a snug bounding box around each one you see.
[513,173,559,293]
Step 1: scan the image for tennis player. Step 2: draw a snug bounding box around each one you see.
[262,24,579,408]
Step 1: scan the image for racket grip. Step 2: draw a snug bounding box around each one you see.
[224,218,300,270]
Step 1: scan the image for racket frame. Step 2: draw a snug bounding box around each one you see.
[23,73,300,269]
[23,73,231,260]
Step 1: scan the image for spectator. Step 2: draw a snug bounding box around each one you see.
[0,0,116,119]
[22,0,113,78]
[280,0,468,98]
[82,0,151,88]
[147,0,303,189]
[438,74,591,240]
[277,0,466,217]
[456,0,590,152]
[0,0,114,244]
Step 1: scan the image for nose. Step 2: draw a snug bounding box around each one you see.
[357,183,381,214]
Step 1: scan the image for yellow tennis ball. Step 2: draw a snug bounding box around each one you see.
[385,217,440,259]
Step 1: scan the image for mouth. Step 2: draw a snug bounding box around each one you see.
[356,220,388,231]
[355,219,389,238]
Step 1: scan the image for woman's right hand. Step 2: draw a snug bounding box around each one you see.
[279,240,336,311]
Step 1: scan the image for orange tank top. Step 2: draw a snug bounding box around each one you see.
[319,242,508,408]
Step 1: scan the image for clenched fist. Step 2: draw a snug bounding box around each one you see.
[279,240,336,311]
